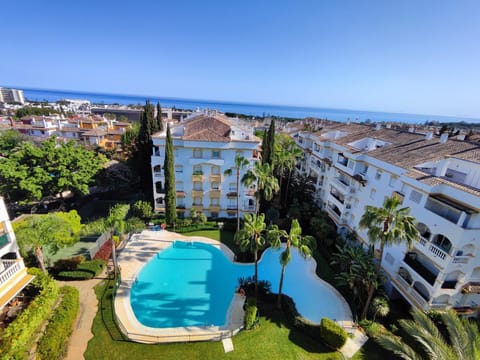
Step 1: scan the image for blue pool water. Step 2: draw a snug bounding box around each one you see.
[130,241,348,328]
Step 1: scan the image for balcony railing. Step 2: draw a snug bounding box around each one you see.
[403,254,437,286]
[394,273,428,309]
[0,260,24,286]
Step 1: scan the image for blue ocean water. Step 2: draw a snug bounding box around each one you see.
[130,241,348,328]
[21,87,479,124]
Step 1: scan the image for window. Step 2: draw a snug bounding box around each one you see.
[212,150,221,159]
[177,199,185,207]
[175,165,183,173]
[193,181,202,191]
[409,190,422,204]
[211,212,218,218]
[389,176,397,187]
[211,198,219,206]
[155,197,163,204]
[176,181,184,191]
[193,197,202,206]
[375,171,382,180]
[348,160,354,169]
[370,189,376,200]
[193,148,202,158]
[193,165,202,175]
[228,199,236,208]
[211,181,220,190]
[229,183,237,192]
[211,165,220,175]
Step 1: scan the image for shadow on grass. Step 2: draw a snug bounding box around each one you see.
[258,300,339,356]
[99,276,129,342]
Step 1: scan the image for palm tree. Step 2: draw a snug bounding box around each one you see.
[371,297,389,321]
[235,213,277,298]
[224,154,249,233]
[376,309,480,360]
[331,244,383,319]
[359,196,420,274]
[105,204,130,278]
[242,161,279,214]
[276,136,302,207]
[274,219,314,308]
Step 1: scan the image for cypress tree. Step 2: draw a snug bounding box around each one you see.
[261,129,268,164]
[137,100,155,197]
[164,124,176,225]
[266,119,275,164]
[156,102,164,132]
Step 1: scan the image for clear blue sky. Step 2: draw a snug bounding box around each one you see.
[2,0,479,118]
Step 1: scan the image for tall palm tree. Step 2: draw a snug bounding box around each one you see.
[235,213,276,298]
[224,154,249,233]
[242,161,279,214]
[359,196,419,275]
[376,309,480,360]
[273,136,302,207]
[273,219,314,308]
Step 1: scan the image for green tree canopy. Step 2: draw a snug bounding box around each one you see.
[14,211,82,272]
[164,124,176,225]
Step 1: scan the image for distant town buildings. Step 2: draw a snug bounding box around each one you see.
[151,111,261,218]
[293,120,480,314]
[0,87,25,104]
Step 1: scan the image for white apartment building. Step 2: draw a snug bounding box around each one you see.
[294,121,480,314]
[151,112,261,218]
[0,87,25,104]
[0,197,34,309]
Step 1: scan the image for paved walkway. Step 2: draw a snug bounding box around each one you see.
[340,328,369,359]
[59,270,108,360]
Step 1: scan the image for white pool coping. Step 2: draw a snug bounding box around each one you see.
[114,229,352,344]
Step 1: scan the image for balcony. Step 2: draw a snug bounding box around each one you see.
[424,194,478,229]
[0,260,35,309]
[227,191,238,198]
[329,190,345,205]
[392,273,428,309]
[210,175,222,182]
[153,171,162,178]
[192,190,204,198]
[403,253,438,286]
[414,237,471,268]
[243,205,256,212]
[209,190,221,198]
[176,191,186,197]
[192,174,204,182]
[208,205,220,212]
[191,205,203,212]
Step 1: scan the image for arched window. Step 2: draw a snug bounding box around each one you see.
[416,222,431,240]
[153,165,161,173]
[432,234,452,254]
[155,181,163,193]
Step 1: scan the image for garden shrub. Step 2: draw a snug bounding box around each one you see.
[77,259,105,276]
[57,270,94,280]
[53,255,85,272]
[244,303,258,330]
[320,317,348,350]
[359,319,387,337]
[0,268,59,360]
[37,286,79,360]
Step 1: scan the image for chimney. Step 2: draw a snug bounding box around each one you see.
[440,133,449,143]
[457,134,465,141]
[425,132,433,140]
[375,123,381,131]
[408,127,415,133]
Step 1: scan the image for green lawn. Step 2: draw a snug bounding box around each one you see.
[85,279,342,360]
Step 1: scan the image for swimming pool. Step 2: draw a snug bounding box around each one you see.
[130,240,350,328]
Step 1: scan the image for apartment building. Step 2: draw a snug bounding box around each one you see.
[0,197,34,309]
[0,87,25,104]
[151,112,261,218]
[294,121,480,314]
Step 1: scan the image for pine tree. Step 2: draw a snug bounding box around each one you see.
[164,124,176,225]
[156,102,164,132]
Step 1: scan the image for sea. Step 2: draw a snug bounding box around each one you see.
[21,87,479,124]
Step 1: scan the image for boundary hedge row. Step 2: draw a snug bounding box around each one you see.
[36,286,79,360]
[0,268,59,360]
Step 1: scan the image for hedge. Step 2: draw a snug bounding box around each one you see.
[36,286,80,360]
[320,317,348,350]
[55,259,105,280]
[244,302,258,330]
[0,268,59,360]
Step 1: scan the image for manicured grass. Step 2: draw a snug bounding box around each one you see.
[182,229,221,240]
[85,279,343,360]
[351,338,396,360]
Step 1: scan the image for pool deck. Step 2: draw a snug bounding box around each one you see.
[114,230,246,343]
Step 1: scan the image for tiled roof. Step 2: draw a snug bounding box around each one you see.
[306,121,480,196]
[182,115,231,142]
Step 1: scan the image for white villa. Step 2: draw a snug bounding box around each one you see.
[0,197,34,309]
[293,121,480,314]
[151,111,261,218]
